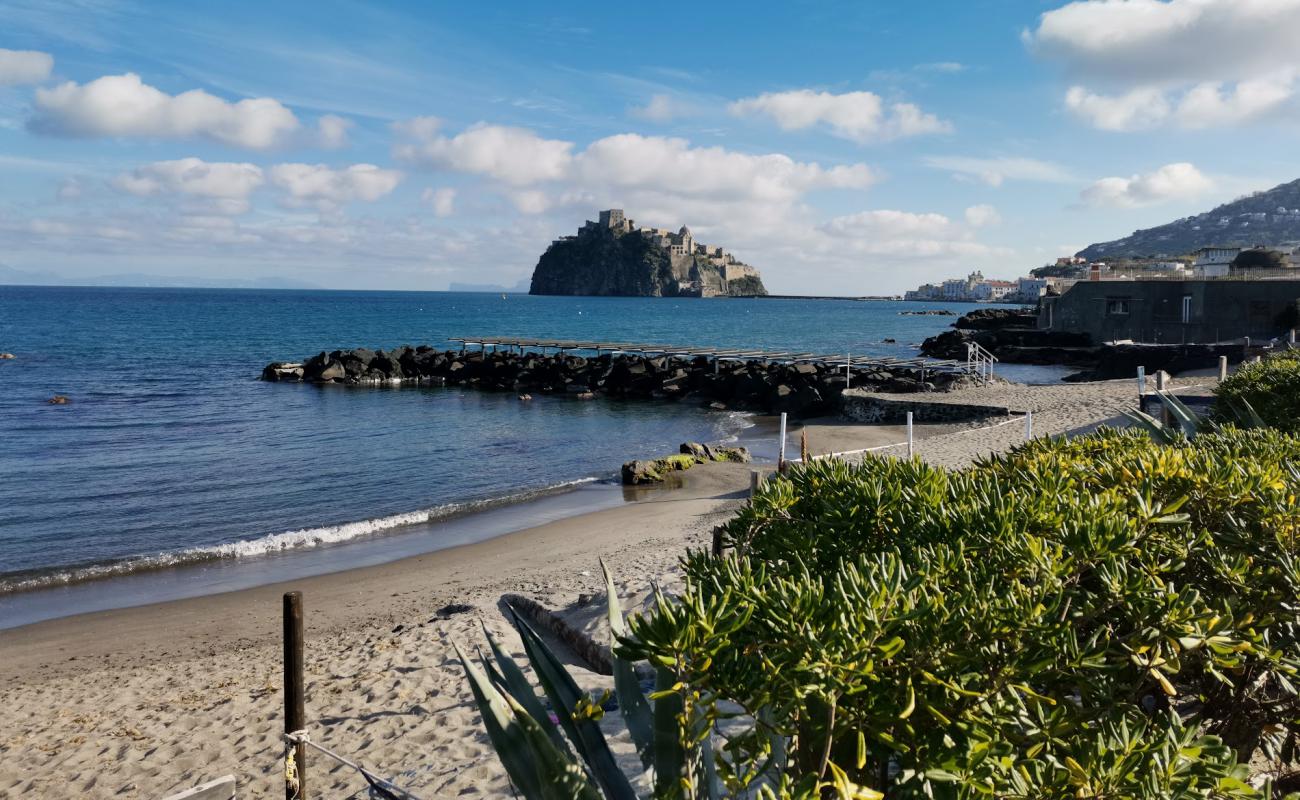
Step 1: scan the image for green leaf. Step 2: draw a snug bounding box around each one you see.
[455,643,602,800]
[509,607,639,800]
[654,664,687,797]
[601,558,655,770]
[483,623,571,757]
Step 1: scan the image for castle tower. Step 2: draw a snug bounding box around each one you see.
[678,225,693,255]
[599,209,626,228]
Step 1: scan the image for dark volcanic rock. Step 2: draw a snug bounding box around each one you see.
[265,344,961,417]
[531,226,678,296]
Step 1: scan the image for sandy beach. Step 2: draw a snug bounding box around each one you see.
[0,377,1210,798]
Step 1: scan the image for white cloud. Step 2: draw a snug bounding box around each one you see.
[112,158,265,201]
[922,155,1075,186]
[393,122,877,210]
[268,163,403,211]
[392,116,441,140]
[572,134,877,202]
[0,48,53,86]
[1175,72,1297,127]
[811,209,1003,260]
[916,62,966,74]
[30,73,300,149]
[629,94,689,123]
[422,186,456,217]
[393,122,574,185]
[728,89,951,143]
[821,209,957,239]
[1079,162,1213,207]
[57,178,83,202]
[317,114,353,149]
[1030,0,1300,130]
[965,204,1001,227]
[1063,86,1171,131]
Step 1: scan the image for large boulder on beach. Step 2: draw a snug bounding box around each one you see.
[621,454,697,484]
[680,442,752,464]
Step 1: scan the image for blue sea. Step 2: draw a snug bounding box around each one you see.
[0,286,1049,627]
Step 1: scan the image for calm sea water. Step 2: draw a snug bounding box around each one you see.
[0,286,1029,624]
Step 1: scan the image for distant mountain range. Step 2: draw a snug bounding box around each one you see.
[1078,178,1300,260]
[0,264,319,290]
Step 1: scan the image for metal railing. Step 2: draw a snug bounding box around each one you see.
[966,341,998,383]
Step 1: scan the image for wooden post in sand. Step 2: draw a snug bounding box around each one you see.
[777,413,788,473]
[283,592,307,800]
[1218,356,1229,383]
[749,469,762,497]
[845,352,851,389]
[906,412,914,459]
[1024,411,1033,441]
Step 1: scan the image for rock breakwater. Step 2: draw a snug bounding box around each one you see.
[262,346,967,417]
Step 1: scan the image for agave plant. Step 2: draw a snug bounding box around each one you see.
[456,561,736,800]
[1123,389,1265,443]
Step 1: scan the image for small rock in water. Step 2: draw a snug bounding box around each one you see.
[47,395,70,405]
[576,391,595,400]
[0,352,15,359]
[518,393,533,401]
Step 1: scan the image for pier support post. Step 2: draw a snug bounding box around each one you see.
[1219,355,1229,382]
[283,592,307,800]
[906,412,914,459]
[778,413,788,473]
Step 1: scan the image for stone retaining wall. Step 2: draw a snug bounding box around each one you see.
[839,388,1014,424]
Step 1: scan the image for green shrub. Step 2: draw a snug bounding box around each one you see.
[624,428,1300,798]
[1215,350,1300,433]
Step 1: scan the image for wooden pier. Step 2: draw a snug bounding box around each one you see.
[448,336,984,379]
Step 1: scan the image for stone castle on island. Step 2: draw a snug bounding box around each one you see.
[530,209,767,298]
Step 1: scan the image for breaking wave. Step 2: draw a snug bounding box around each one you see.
[0,477,600,594]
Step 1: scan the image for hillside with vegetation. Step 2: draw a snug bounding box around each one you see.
[1078,177,1300,260]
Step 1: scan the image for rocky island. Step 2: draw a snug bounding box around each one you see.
[529,209,767,297]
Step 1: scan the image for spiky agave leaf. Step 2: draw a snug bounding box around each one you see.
[455,643,602,800]
[653,664,687,798]
[1121,409,1181,444]
[482,623,572,757]
[508,607,639,800]
[1156,390,1201,437]
[600,558,655,771]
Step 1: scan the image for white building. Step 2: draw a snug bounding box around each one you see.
[1016,277,1049,300]
[1192,246,1241,278]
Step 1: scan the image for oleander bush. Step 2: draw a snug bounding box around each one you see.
[623,427,1300,798]
[1215,350,1300,433]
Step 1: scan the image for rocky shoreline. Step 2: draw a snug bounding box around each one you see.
[920,308,1256,380]
[262,346,971,417]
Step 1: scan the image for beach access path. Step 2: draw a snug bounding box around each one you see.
[0,377,1201,798]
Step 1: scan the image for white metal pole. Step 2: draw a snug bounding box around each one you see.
[845,352,851,388]
[906,412,914,459]
[778,412,788,471]
[1219,355,1228,382]
[1137,366,1146,397]
[1024,411,1033,441]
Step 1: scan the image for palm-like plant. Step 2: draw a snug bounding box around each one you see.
[1123,389,1265,443]
[458,562,739,800]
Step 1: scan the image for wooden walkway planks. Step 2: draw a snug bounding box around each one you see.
[448,336,974,376]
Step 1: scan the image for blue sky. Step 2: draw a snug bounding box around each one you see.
[2,0,1298,293]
